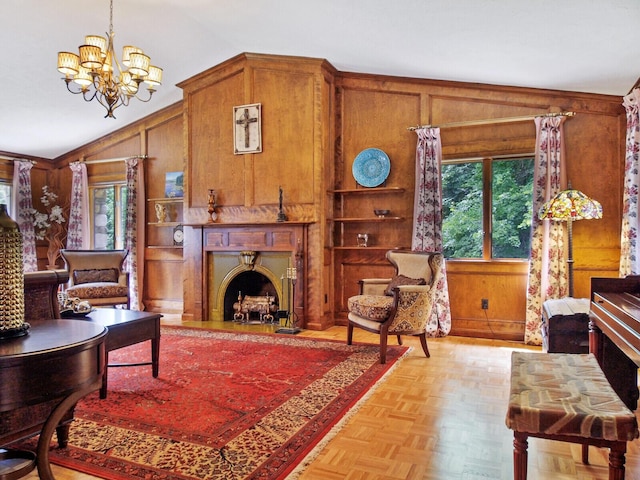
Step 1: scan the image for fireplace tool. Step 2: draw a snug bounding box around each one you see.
[276,264,300,334]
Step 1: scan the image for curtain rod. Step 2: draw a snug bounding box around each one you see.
[72,155,147,165]
[407,111,576,131]
[0,156,36,165]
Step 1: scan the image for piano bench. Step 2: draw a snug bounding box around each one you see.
[505,352,639,480]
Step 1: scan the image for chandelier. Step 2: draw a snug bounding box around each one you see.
[56,0,162,118]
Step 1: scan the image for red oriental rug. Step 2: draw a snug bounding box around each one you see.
[26,327,408,480]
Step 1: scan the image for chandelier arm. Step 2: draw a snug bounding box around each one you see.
[62,78,99,103]
[62,78,85,96]
[132,89,156,103]
[81,89,99,103]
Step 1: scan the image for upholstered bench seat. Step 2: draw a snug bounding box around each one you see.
[506,351,639,479]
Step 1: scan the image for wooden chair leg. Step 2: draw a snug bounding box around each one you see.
[418,332,430,358]
[380,334,388,364]
[396,335,403,345]
[347,322,354,345]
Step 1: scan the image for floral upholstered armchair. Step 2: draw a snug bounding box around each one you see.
[60,249,130,309]
[347,250,443,364]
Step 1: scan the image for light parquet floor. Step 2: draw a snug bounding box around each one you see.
[23,317,640,480]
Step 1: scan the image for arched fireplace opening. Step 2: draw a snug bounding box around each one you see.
[223,271,280,321]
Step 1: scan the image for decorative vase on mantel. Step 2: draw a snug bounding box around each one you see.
[0,204,29,338]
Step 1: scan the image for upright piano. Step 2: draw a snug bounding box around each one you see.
[589,276,640,411]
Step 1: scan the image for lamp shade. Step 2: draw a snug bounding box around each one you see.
[57,52,80,76]
[538,188,603,221]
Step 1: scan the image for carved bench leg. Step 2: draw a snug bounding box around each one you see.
[513,431,528,480]
[582,443,589,464]
[608,441,627,480]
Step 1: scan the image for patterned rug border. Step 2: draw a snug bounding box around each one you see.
[47,326,410,480]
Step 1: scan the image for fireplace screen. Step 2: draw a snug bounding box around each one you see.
[207,251,289,322]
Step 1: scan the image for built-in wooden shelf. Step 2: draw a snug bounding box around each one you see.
[333,246,406,250]
[329,187,405,194]
[147,197,184,203]
[329,217,403,222]
[148,222,182,227]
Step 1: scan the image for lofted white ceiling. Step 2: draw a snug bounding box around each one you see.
[1,0,638,159]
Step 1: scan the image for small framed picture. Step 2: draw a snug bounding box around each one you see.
[233,103,262,154]
[165,171,184,198]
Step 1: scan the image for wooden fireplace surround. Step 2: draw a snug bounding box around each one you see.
[182,222,308,324]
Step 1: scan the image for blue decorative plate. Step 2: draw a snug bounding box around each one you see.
[352,148,391,187]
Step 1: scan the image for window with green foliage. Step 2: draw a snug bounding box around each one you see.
[89,184,127,250]
[442,156,534,260]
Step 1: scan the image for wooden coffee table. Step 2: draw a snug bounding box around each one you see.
[82,309,162,399]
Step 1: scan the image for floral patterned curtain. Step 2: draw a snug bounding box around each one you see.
[67,162,90,249]
[124,157,145,310]
[411,127,451,337]
[620,88,640,276]
[524,116,568,345]
[12,160,38,272]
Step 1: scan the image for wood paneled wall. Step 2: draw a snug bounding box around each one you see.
[333,73,625,340]
[32,52,625,340]
[53,103,184,311]
[178,53,336,328]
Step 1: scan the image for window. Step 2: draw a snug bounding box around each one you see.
[89,184,127,250]
[442,156,534,260]
[0,184,11,212]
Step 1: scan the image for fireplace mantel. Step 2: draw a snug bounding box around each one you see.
[182,222,309,324]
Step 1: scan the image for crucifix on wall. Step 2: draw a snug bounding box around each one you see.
[233,103,262,154]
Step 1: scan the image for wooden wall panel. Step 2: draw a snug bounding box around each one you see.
[339,89,420,191]
[446,261,528,340]
[144,248,184,313]
[146,116,184,199]
[433,96,543,158]
[188,71,246,209]
[252,68,316,206]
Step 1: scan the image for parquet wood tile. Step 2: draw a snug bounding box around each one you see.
[20,318,640,480]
